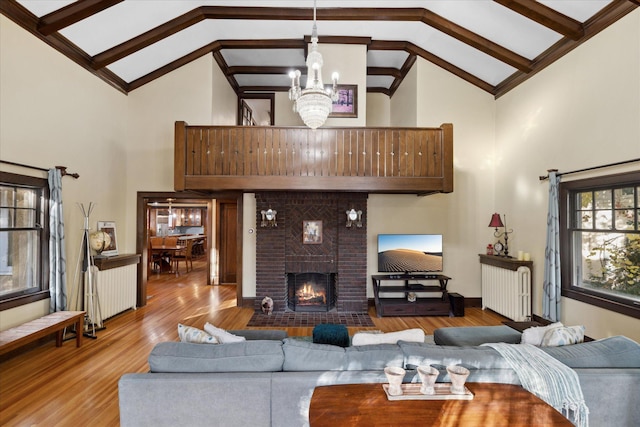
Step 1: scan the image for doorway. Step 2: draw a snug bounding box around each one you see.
[135,191,243,308]
[218,200,238,284]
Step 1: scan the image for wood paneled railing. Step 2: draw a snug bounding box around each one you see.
[175,122,453,194]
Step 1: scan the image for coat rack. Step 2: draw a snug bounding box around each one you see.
[71,203,104,338]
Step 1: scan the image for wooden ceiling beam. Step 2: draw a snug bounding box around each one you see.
[419,8,532,72]
[367,67,402,78]
[38,0,123,35]
[494,0,583,40]
[388,54,417,97]
[90,6,529,74]
[1,0,128,93]
[494,0,637,98]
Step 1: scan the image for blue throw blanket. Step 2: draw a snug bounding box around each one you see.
[483,343,589,427]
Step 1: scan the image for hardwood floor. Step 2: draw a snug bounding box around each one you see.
[0,259,508,426]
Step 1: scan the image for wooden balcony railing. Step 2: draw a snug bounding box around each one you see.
[175,122,453,194]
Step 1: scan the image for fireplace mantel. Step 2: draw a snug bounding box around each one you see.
[174,122,453,194]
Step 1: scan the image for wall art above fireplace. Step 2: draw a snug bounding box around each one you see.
[303,220,322,244]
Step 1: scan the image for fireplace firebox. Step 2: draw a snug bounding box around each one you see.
[287,273,336,312]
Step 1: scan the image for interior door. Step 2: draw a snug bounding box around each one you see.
[218,200,237,284]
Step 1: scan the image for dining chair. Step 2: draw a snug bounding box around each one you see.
[174,239,194,274]
[148,240,162,274]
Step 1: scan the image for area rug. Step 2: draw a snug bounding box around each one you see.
[247,311,375,327]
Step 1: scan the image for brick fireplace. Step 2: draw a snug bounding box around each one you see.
[255,192,368,313]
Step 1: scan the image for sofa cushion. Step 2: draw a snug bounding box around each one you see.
[148,340,284,373]
[540,336,640,368]
[345,344,405,370]
[352,328,425,346]
[399,341,513,370]
[433,326,521,346]
[282,338,347,371]
[229,329,288,341]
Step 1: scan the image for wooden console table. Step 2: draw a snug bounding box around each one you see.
[309,383,572,426]
[371,274,450,317]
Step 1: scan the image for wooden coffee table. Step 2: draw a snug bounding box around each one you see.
[309,382,572,426]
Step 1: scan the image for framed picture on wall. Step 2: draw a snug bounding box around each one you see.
[97,221,119,256]
[328,84,357,118]
[303,220,323,244]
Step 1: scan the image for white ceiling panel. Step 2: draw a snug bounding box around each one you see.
[7,0,632,96]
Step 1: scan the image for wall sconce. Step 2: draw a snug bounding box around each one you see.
[488,213,513,257]
[346,208,363,228]
[261,209,277,227]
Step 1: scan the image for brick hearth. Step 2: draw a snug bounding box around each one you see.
[255,192,368,313]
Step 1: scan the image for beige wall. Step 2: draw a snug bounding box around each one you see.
[1,16,128,328]
[367,58,495,300]
[0,16,235,329]
[366,93,391,127]
[275,43,367,127]
[494,9,640,341]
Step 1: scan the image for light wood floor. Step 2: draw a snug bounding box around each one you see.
[0,259,508,426]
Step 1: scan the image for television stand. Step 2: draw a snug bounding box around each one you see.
[371,274,451,317]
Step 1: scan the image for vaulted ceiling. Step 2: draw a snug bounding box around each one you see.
[2,1,637,98]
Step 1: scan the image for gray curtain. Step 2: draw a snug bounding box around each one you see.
[542,171,561,321]
[48,168,67,312]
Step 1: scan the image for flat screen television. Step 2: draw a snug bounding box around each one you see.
[377,234,443,273]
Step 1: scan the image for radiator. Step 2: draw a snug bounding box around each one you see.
[481,263,531,321]
[85,264,137,324]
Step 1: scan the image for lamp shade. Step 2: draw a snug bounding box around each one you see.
[488,213,504,228]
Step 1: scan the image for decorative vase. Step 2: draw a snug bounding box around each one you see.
[384,366,406,396]
[417,365,439,395]
[446,365,470,394]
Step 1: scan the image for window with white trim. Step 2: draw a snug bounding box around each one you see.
[560,171,640,319]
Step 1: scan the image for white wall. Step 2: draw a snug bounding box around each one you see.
[495,9,640,341]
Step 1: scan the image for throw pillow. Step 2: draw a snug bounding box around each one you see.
[204,322,246,343]
[352,328,425,346]
[312,324,350,347]
[541,325,585,347]
[520,322,563,346]
[177,323,218,344]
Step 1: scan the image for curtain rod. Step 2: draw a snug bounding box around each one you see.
[539,158,640,181]
[0,160,79,179]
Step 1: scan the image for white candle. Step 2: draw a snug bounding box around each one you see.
[524,253,531,261]
[517,251,524,261]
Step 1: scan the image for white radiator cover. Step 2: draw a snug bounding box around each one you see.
[86,264,137,323]
[481,263,531,321]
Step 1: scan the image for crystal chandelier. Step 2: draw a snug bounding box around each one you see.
[288,0,339,130]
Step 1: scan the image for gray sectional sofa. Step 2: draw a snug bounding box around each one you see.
[118,332,640,427]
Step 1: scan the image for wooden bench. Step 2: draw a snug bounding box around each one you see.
[0,311,85,356]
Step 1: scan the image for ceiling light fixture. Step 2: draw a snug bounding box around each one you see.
[288,0,339,130]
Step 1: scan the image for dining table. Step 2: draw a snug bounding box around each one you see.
[150,244,185,273]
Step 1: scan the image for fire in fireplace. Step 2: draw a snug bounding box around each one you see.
[287,273,336,312]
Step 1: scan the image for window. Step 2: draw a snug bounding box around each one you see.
[560,171,640,319]
[0,172,50,310]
